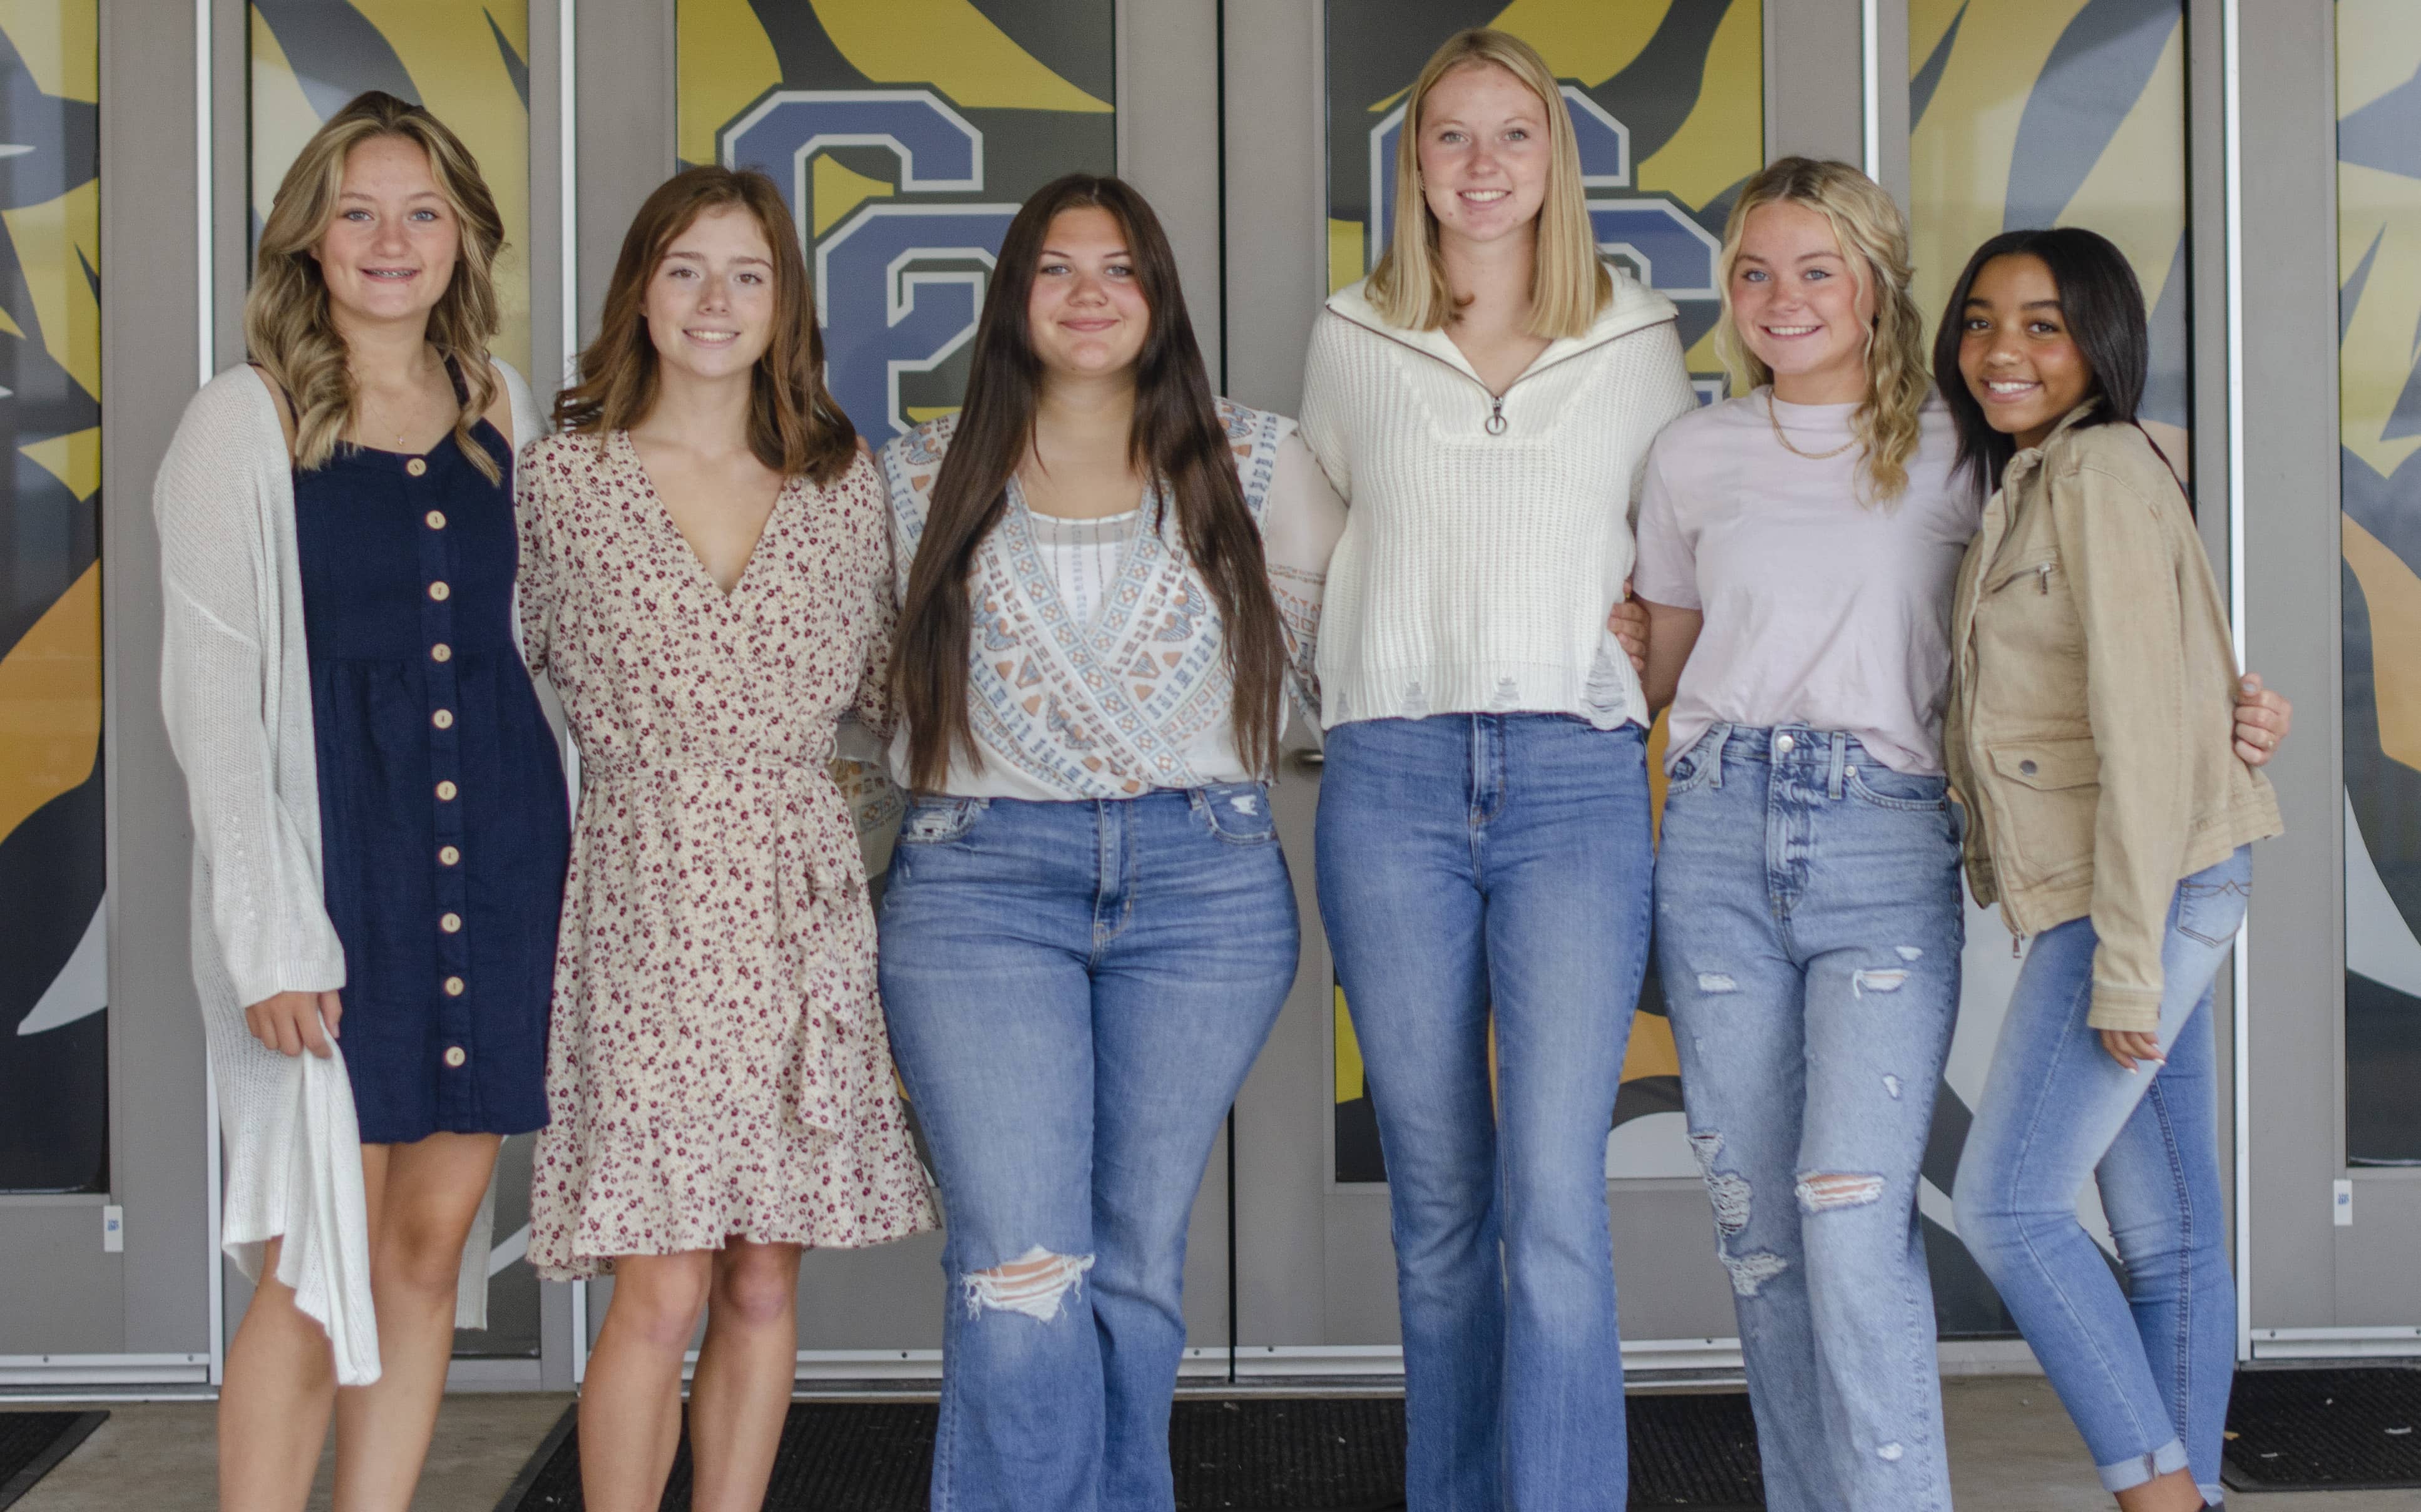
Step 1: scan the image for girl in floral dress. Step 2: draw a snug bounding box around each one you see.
[518,166,934,1512]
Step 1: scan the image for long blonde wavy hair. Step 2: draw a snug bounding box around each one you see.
[1367,29,1610,337]
[1713,157,1928,505]
[245,91,506,481]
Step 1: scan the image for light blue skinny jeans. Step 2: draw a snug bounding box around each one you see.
[1316,713,1656,1512]
[877,784,1299,1512]
[1656,725,1964,1511]
[1955,845,2249,1508]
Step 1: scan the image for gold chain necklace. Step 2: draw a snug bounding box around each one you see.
[1766,393,1856,462]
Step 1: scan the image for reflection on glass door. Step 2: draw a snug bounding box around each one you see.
[0,0,105,1196]
[247,0,541,1356]
[1907,0,2191,1334]
[1319,0,1764,1187]
[2336,1,2421,1167]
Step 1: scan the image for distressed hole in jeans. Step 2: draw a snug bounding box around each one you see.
[1722,1249,1789,1297]
[1883,1074,1903,1100]
[1697,972,1739,994]
[1877,1442,1905,1463]
[1229,792,1261,816]
[962,1247,1095,1322]
[1852,968,1910,997]
[1896,946,1924,961]
[1687,1132,1753,1235]
[1687,1131,1724,1174]
[1797,1173,1886,1213]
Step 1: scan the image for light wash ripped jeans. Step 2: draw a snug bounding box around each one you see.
[1956,846,2250,1508]
[1656,725,1963,1511]
[877,784,1299,1512]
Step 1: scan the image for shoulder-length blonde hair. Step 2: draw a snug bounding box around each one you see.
[1366,28,1610,337]
[555,165,857,484]
[1713,156,1928,504]
[245,91,506,481]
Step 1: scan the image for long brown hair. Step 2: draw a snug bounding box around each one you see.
[890,173,1287,790]
[246,91,505,480]
[555,165,856,482]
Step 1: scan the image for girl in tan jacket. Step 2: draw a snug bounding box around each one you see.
[1940,227,2281,1512]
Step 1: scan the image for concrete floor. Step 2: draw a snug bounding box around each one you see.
[11,1377,2413,1509]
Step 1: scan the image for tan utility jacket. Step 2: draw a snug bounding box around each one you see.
[1943,406,2281,1032]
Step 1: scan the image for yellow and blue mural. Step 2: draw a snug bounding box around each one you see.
[250,1,534,376]
[679,0,1116,441]
[1910,0,2191,437]
[1322,0,1766,1188]
[0,1,103,1194]
[2337,0,2421,1167]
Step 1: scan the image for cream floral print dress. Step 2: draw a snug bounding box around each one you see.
[518,430,936,1276]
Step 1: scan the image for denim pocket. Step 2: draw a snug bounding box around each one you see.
[1845,764,1950,812]
[2174,873,2250,948]
[1193,783,1278,844]
[898,795,988,844]
[1666,747,1720,797]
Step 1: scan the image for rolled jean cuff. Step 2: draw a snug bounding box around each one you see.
[2096,1438,2191,1493]
[2200,1484,2226,1507]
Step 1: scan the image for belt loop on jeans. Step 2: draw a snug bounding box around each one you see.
[1705,724,1729,789]
[1826,732,1848,800]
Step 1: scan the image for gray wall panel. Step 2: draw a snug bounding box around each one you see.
[100,0,217,1363]
[1217,0,1323,419]
[1766,0,1865,172]
[2236,0,2345,1332]
[1120,0,1224,391]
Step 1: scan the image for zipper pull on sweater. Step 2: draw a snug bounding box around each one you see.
[1485,394,1507,436]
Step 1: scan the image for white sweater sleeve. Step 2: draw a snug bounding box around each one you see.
[1262,431,1348,727]
[1294,314,1354,506]
[156,377,345,1008]
[1627,322,1697,529]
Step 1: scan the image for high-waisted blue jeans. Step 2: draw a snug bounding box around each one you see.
[1655,725,1965,1511]
[1316,714,1656,1512]
[878,785,1299,1512]
[1956,847,2250,1508]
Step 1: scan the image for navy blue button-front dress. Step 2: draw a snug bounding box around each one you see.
[292,373,570,1144]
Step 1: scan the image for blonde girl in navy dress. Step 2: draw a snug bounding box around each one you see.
[156,92,563,1512]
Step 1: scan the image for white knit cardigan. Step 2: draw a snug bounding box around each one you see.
[156,360,543,1386]
[1296,274,1696,731]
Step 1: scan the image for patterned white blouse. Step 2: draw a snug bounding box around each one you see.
[876,399,1345,800]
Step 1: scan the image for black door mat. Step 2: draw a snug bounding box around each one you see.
[0,1411,107,1511]
[496,1392,1765,1510]
[2223,1365,2421,1492]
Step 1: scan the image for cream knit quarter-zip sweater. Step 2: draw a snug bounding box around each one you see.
[1296,273,1695,732]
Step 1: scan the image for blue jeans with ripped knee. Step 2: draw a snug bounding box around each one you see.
[1955,847,2248,1509]
[878,785,1298,1512]
[1656,725,1964,1512]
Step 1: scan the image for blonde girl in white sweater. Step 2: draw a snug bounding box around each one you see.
[1294,29,1688,1511]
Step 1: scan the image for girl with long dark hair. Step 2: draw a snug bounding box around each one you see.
[1940,228,2282,1512]
[876,172,1344,1511]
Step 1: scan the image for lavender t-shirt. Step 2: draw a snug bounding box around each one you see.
[1632,389,1976,775]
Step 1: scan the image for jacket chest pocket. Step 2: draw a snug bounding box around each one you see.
[1977,549,2084,664]
[1986,736,2098,884]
